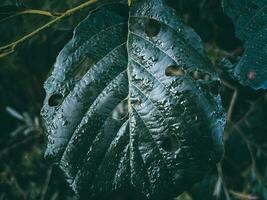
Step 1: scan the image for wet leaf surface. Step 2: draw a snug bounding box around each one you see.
[223,0,267,90]
[41,1,226,199]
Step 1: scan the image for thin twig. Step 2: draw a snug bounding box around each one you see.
[235,126,257,170]
[0,9,61,24]
[0,0,98,59]
[0,49,15,58]
[228,94,267,182]
[0,134,41,159]
[4,163,27,200]
[40,166,53,200]
[217,163,231,200]
[222,80,238,122]
[229,190,258,200]
[205,43,243,65]
[231,96,264,129]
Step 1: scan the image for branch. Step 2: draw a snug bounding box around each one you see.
[235,125,257,170]
[0,0,98,59]
[221,80,238,123]
[0,9,61,24]
[216,163,231,200]
[0,134,41,159]
[229,190,258,200]
[4,163,27,200]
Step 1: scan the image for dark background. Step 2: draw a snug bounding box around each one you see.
[0,0,266,199]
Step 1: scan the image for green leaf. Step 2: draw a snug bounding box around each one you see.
[41,0,226,199]
[222,0,267,89]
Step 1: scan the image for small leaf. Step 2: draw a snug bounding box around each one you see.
[223,0,267,90]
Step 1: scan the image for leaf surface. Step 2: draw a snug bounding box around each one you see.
[41,1,226,199]
[223,0,267,89]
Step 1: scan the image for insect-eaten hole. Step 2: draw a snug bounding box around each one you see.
[48,93,63,107]
[145,19,161,37]
[191,70,210,81]
[165,65,185,77]
[160,135,180,152]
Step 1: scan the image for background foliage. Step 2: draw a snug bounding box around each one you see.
[0,0,266,199]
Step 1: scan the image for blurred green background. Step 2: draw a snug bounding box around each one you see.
[0,0,266,200]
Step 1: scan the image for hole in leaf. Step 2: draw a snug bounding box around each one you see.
[161,135,180,152]
[191,70,210,81]
[165,65,185,76]
[48,93,63,107]
[145,19,161,37]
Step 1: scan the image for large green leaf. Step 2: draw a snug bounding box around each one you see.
[222,0,267,89]
[41,0,226,199]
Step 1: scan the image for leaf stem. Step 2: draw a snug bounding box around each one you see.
[0,0,98,59]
